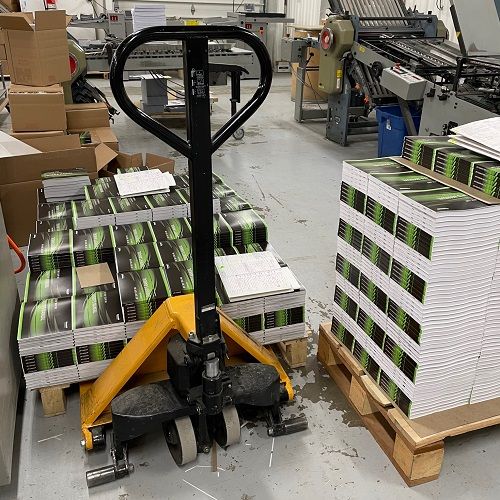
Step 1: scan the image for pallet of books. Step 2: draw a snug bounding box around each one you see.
[17,167,308,408]
[318,146,500,485]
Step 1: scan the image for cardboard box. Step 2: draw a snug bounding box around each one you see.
[68,127,119,151]
[0,10,71,86]
[107,151,174,174]
[0,45,6,61]
[0,0,20,12]
[0,133,117,244]
[9,84,67,132]
[65,103,109,130]
[10,130,65,140]
[0,59,11,76]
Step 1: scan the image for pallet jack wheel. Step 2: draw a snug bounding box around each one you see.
[232,128,245,140]
[165,416,198,466]
[214,406,241,448]
[91,426,106,450]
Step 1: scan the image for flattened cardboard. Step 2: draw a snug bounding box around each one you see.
[9,84,66,132]
[76,263,115,289]
[65,103,109,130]
[392,156,500,205]
[10,130,65,140]
[22,134,80,152]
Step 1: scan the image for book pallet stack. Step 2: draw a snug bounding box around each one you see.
[332,155,500,418]
[18,169,307,389]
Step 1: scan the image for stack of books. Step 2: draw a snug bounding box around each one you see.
[146,191,189,221]
[110,197,153,225]
[42,168,90,202]
[73,227,115,267]
[27,231,74,271]
[72,199,115,230]
[333,156,500,418]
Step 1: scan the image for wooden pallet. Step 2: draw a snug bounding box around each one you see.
[39,384,69,417]
[276,331,310,368]
[317,322,500,486]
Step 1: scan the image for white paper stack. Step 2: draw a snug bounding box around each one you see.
[451,118,500,161]
[42,168,91,202]
[333,157,500,418]
[72,199,115,230]
[146,191,189,221]
[110,196,153,225]
[114,169,175,198]
[132,4,166,32]
[17,297,78,389]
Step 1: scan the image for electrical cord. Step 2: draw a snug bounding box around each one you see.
[289,64,325,111]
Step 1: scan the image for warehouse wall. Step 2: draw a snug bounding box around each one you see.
[405,0,457,42]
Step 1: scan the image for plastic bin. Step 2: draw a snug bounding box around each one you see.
[376,105,421,157]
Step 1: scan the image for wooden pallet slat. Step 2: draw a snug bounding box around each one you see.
[39,384,69,417]
[317,322,500,486]
[277,331,309,368]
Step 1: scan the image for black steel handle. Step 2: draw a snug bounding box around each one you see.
[110,25,272,158]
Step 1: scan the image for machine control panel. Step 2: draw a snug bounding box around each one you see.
[380,66,427,101]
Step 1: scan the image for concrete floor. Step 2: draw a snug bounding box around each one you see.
[1,75,500,499]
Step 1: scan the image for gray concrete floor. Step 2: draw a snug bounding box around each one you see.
[1,75,500,499]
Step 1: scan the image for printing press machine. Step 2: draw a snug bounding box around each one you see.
[282,0,500,145]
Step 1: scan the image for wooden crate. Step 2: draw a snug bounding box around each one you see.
[317,322,500,486]
[276,331,310,368]
[39,384,69,417]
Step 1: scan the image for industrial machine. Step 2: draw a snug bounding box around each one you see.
[69,10,293,79]
[82,25,307,488]
[282,0,500,145]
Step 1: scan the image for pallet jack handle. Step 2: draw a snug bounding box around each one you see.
[110,25,272,156]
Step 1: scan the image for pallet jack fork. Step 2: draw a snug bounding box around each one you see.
[82,26,308,488]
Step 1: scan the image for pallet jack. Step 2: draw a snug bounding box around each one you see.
[82,26,308,488]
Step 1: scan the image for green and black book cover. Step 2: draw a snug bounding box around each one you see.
[76,340,126,364]
[22,349,76,373]
[73,226,114,266]
[219,194,252,213]
[379,370,411,416]
[357,308,385,349]
[110,223,155,247]
[365,196,396,234]
[470,162,500,197]
[221,210,268,246]
[338,219,363,252]
[334,286,358,321]
[17,297,73,340]
[42,167,87,181]
[118,267,170,321]
[383,335,418,383]
[157,238,193,264]
[213,214,233,248]
[352,340,381,382]
[336,253,361,288]
[390,259,426,303]
[36,218,74,233]
[212,183,236,199]
[347,158,409,174]
[38,202,73,221]
[164,260,194,296]
[359,273,388,313]
[85,181,119,200]
[114,242,162,272]
[24,268,74,302]
[331,316,355,350]
[361,237,392,275]
[28,231,74,271]
[73,290,123,329]
[72,198,114,218]
[340,182,366,214]
[173,174,189,189]
[233,314,264,333]
[387,299,421,344]
[401,185,485,212]
[146,190,188,208]
[264,307,305,329]
[110,196,151,214]
[149,218,192,241]
[395,217,433,260]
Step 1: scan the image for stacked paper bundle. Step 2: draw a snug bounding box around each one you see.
[146,191,189,220]
[73,290,126,381]
[110,196,153,225]
[85,177,119,199]
[17,297,78,389]
[38,202,73,222]
[72,199,115,230]
[132,3,166,32]
[42,168,90,202]
[333,156,500,418]
[73,227,115,267]
[27,231,74,271]
[183,190,222,216]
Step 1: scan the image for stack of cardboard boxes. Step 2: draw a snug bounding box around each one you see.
[0,10,122,245]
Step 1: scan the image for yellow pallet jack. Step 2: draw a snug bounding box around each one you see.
[81,26,307,487]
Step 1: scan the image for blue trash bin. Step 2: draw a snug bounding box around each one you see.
[376,105,421,157]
